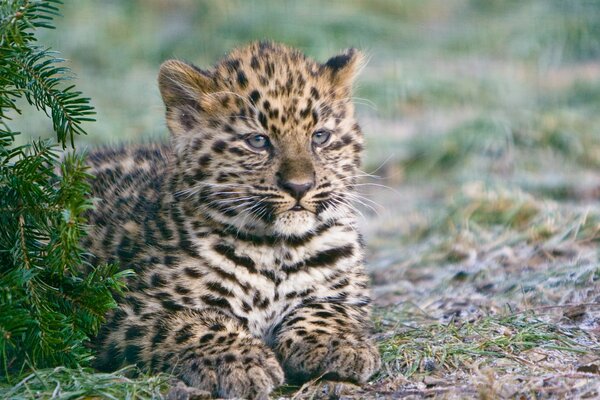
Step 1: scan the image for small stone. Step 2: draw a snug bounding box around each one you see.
[422,358,436,372]
[577,363,600,374]
[564,305,587,321]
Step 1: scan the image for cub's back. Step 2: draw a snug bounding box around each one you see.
[84,143,172,266]
[86,143,170,199]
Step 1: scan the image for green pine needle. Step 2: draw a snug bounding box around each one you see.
[0,0,127,380]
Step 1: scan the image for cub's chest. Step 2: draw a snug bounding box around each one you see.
[162,232,356,339]
[172,256,321,336]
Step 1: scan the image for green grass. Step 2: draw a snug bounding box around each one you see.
[377,313,597,377]
[0,366,170,399]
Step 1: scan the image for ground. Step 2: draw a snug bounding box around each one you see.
[2,0,599,399]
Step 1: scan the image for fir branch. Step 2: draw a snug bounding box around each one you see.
[0,0,61,46]
[4,47,95,148]
[0,0,128,376]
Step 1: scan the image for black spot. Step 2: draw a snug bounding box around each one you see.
[242,301,252,312]
[125,325,146,340]
[213,243,257,273]
[192,169,207,181]
[331,304,348,314]
[310,87,320,99]
[284,338,294,349]
[341,134,353,145]
[237,71,248,89]
[252,292,270,309]
[260,269,280,284]
[212,140,227,154]
[223,353,236,363]
[315,311,334,319]
[258,112,268,130]
[161,299,184,311]
[223,124,235,133]
[249,90,261,104]
[175,285,191,295]
[283,244,355,272]
[140,312,154,321]
[207,264,245,290]
[228,147,245,156]
[151,273,166,287]
[206,281,233,296]
[198,154,211,167]
[199,333,215,344]
[184,267,203,278]
[154,291,172,300]
[200,295,232,310]
[265,62,274,78]
[285,316,305,326]
[152,322,168,348]
[97,341,121,371]
[116,235,140,265]
[300,106,311,119]
[332,276,351,289]
[180,112,196,130]
[190,361,199,372]
[125,295,143,315]
[105,308,126,331]
[150,354,161,371]
[209,323,226,332]
[250,56,260,70]
[124,344,142,363]
[225,59,240,71]
[216,172,228,183]
[175,324,194,344]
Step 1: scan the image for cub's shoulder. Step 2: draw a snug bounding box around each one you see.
[85,142,171,195]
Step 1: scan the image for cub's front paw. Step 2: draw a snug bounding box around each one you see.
[179,339,284,400]
[281,336,381,384]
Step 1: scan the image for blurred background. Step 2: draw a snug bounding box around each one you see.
[11,1,600,396]
[14,0,600,160]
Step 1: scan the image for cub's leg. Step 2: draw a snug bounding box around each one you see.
[95,307,283,400]
[274,302,380,384]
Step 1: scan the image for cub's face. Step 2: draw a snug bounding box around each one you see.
[159,42,364,237]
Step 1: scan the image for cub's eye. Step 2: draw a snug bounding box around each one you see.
[245,134,270,150]
[312,129,331,146]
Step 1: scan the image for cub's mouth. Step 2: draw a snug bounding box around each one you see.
[286,201,318,214]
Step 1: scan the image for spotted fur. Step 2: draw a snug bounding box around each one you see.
[86,42,380,399]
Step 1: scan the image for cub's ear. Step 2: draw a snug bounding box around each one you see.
[322,48,365,88]
[158,59,214,109]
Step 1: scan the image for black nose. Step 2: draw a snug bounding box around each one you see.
[277,176,314,200]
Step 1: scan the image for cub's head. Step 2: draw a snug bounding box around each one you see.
[159,41,365,237]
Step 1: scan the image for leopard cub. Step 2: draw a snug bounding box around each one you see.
[87,41,380,399]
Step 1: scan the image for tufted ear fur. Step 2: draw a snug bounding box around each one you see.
[158,59,214,110]
[159,60,221,137]
[322,48,365,88]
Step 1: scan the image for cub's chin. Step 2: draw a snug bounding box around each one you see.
[272,209,318,237]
